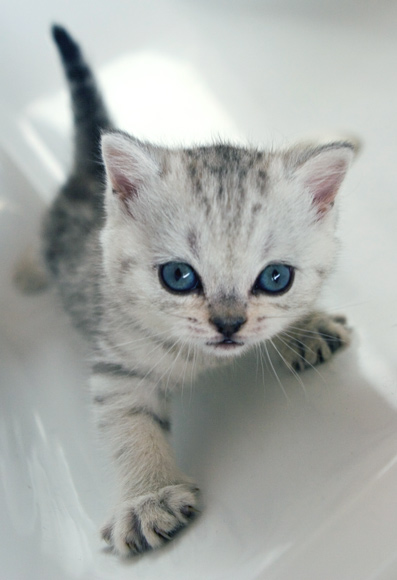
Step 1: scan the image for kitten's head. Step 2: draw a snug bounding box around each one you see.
[100,131,357,358]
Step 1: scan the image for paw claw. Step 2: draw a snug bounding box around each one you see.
[326,336,342,353]
[292,361,302,372]
[101,523,113,544]
[332,314,347,325]
[153,526,173,541]
[180,504,199,519]
[102,483,200,556]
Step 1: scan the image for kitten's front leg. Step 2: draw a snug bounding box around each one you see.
[273,311,352,372]
[90,368,199,556]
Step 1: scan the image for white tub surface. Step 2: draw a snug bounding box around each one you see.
[1,1,397,578]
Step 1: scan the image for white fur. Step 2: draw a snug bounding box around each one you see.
[91,136,357,555]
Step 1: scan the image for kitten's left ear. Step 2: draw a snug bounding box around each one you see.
[292,142,357,218]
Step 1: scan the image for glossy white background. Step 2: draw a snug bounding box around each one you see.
[1,1,397,578]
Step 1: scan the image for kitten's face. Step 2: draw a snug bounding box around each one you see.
[101,135,354,358]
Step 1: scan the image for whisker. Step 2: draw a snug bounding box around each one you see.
[154,336,186,392]
[256,343,266,390]
[281,330,323,359]
[107,327,172,350]
[137,336,183,390]
[263,341,290,401]
[188,344,198,405]
[190,345,198,389]
[270,337,308,395]
[163,341,186,397]
[277,332,326,382]
[324,300,369,312]
[180,342,192,403]
[254,344,260,384]
[285,326,345,342]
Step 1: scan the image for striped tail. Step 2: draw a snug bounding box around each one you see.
[52,25,113,177]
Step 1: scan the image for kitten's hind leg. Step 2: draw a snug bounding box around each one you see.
[13,243,50,293]
[273,311,352,372]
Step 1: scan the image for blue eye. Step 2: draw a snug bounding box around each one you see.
[255,264,294,294]
[160,262,200,293]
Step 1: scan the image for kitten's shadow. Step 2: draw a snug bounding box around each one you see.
[173,341,397,501]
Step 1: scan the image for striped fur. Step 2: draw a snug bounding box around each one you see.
[38,26,357,556]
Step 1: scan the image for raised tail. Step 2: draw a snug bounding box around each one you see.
[52,25,113,177]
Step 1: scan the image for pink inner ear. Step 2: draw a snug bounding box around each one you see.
[307,160,346,215]
[296,148,352,218]
[102,134,159,211]
[108,166,139,203]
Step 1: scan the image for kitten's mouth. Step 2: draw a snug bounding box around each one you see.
[206,338,245,351]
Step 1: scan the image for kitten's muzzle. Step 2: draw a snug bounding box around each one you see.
[210,316,247,339]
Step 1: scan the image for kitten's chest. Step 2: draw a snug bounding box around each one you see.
[96,318,210,389]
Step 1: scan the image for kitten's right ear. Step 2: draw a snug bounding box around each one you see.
[101,132,159,209]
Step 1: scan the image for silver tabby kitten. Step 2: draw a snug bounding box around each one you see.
[27,26,358,556]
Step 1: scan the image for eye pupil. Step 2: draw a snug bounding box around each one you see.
[160,262,200,293]
[255,264,294,295]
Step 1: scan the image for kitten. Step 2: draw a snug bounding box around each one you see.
[28,25,357,556]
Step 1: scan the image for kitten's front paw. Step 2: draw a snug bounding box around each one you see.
[101,483,200,556]
[276,312,352,372]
